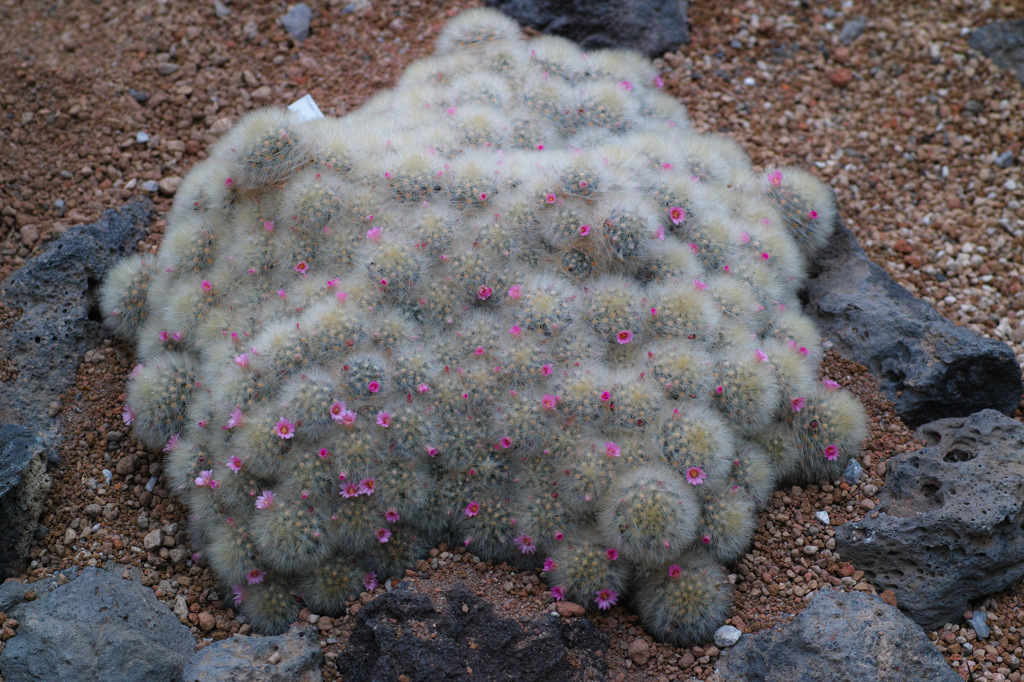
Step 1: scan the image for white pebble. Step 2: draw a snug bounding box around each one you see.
[743,77,756,86]
[815,510,830,525]
[1005,180,1018,191]
[136,131,149,144]
[714,625,742,647]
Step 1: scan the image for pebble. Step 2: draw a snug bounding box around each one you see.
[555,601,586,618]
[970,611,991,639]
[815,510,830,525]
[627,638,650,665]
[214,0,230,17]
[828,68,854,88]
[173,595,188,623]
[84,503,102,517]
[281,3,312,42]
[19,224,39,247]
[156,63,179,76]
[198,611,216,632]
[135,131,149,144]
[995,151,1015,168]
[141,180,160,193]
[844,459,864,485]
[143,528,162,551]
[128,88,149,103]
[158,176,182,197]
[838,16,867,45]
[145,476,158,492]
[714,625,742,648]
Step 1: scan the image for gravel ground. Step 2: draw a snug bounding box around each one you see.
[2,1,1023,681]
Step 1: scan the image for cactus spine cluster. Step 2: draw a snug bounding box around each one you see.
[100,8,868,646]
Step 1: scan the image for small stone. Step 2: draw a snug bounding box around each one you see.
[129,88,149,103]
[63,528,76,544]
[715,625,742,648]
[995,151,1015,168]
[84,503,103,518]
[969,611,990,639]
[880,590,898,608]
[815,511,830,525]
[838,16,867,44]
[839,562,855,577]
[680,651,696,667]
[19,224,39,247]
[141,180,160,193]
[156,63,180,76]
[555,601,586,618]
[209,117,233,135]
[174,595,189,623]
[214,0,231,17]
[251,85,272,101]
[115,455,136,476]
[860,498,876,510]
[844,459,864,485]
[106,431,124,443]
[628,638,650,665]
[158,176,182,197]
[143,528,162,551]
[198,611,216,632]
[828,68,854,88]
[281,3,312,42]
[833,46,851,63]
[803,545,819,555]
[135,131,149,144]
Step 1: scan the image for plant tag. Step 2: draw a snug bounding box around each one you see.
[288,94,325,122]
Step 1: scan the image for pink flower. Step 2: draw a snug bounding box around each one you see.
[824,443,840,461]
[477,285,494,300]
[417,383,431,393]
[225,178,234,187]
[172,331,183,341]
[579,224,591,236]
[693,278,708,291]
[617,79,633,90]
[163,434,180,452]
[791,397,805,412]
[329,401,347,421]
[500,437,513,449]
[209,479,221,490]
[336,291,348,303]
[366,226,383,242]
[376,411,391,428]
[761,252,770,261]
[318,448,329,458]
[541,363,553,376]
[201,280,212,292]
[543,558,558,572]
[295,261,309,274]
[385,509,400,523]
[130,363,144,378]
[264,220,274,232]
[740,232,751,244]
[514,534,537,555]
[277,289,287,300]
[808,209,819,219]
[195,470,214,487]
[669,207,685,225]
[541,394,559,410]
[465,500,480,517]
[605,548,619,561]
[662,162,673,170]
[605,441,621,458]
[226,456,242,472]
[798,346,810,356]
[427,446,438,457]
[226,407,244,429]
[544,193,557,204]
[508,325,522,337]
[601,391,611,402]
[655,75,665,88]
[668,564,682,578]
[341,482,361,498]
[474,346,485,356]
[685,466,707,485]
[339,407,357,426]
[364,572,378,591]
[508,285,522,299]
[255,490,276,509]
[595,588,619,611]
[755,349,768,363]
[274,418,296,439]
[655,226,665,240]
[234,353,249,369]
[358,478,376,495]
[616,330,634,345]
[822,378,839,390]
[715,385,724,395]
[768,170,783,187]
[231,584,246,607]
[122,404,135,426]
[702,534,711,544]
[246,568,265,585]
[368,381,380,393]
[376,528,392,543]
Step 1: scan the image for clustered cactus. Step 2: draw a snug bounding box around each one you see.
[101,8,868,645]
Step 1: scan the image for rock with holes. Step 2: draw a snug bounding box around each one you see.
[834,409,1024,629]
[801,219,1022,428]
[181,624,322,682]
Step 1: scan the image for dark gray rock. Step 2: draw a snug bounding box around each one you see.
[969,19,1024,84]
[715,588,959,682]
[0,424,50,580]
[801,218,1022,428]
[835,410,1024,629]
[281,3,312,42]
[838,16,867,45]
[336,582,607,681]
[485,0,689,58]
[182,624,321,682]
[842,458,863,485]
[0,198,153,440]
[970,611,990,640]
[0,565,195,682]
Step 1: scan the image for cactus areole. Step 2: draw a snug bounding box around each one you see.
[101,9,867,644]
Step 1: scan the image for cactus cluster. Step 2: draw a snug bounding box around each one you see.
[101,8,868,646]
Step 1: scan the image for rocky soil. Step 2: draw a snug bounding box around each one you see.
[1,1,1023,681]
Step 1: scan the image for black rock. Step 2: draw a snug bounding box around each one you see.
[0,424,50,580]
[801,217,1022,428]
[716,588,959,682]
[0,565,195,682]
[336,583,607,681]
[969,19,1024,84]
[485,0,689,58]
[182,624,322,682]
[0,198,153,441]
[835,410,1024,629]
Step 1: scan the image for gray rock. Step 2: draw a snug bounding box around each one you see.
[485,0,689,58]
[336,583,608,681]
[969,19,1024,84]
[970,611,990,640]
[843,458,863,485]
[281,3,312,42]
[996,150,1016,168]
[136,131,149,144]
[835,410,1024,629]
[715,588,959,682]
[0,198,153,440]
[214,0,231,18]
[801,217,1022,428]
[713,625,741,648]
[0,565,195,681]
[0,424,51,580]
[142,180,160,192]
[838,16,867,45]
[182,624,321,682]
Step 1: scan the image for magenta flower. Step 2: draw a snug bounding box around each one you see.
[358,478,376,496]
[427,446,438,457]
[122,404,135,426]
[616,329,634,345]
[685,466,707,485]
[579,224,590,236]
[822,378,839,390]
[551,585,565,601]
[605,441,621,458]
[172,331,183,341]
[541,394,559,410]
[255,490,276,509]
[768,170,783,187]
[225,177,234,187]
[655,75,665,88]
[791,397,805,413]
[234,353,249,369]
[231,584,246,607]
[195,470,214,487]
[808,209,819,219]
[368,381,380,393]
[478,285,494,300]
[655,225,665,241]
[544,193,557,204]
[601,391,611,402]
[702,534,711,544]
[509,325,522,336]
[376,411,391,428]
[464,500,480,517]
[755,349,768,363]
[715,385,724,395]
[605,548,619,561]
[226,407,244,430]
[201,280,212,292]
[668,564,682,578]
[364,572,378,591]
[514,534,537,555]
[277,289,287,300]
[329,401,347,421]
[340,482,361,498]
[274,418,296,439]
[336,290,348,303]
[246,568,266,585]
[130,363,144,378]
[385,509,400,523]
[555,531,564,541]
[295,261,309,274]
[376,528,392,543]
[264,220,274,232]
[595,588,619,611]
[669,207,685,225]
[543,558,558,572]
[617,79,633,90]
[226,456,242,472]
[474,346,485,356]
[500,437,513,449]
[824,443,840,461]
[693,278,707,290]
[163,434,180,452]
[417,383,431,393]
[366,226,383,242]
[541,363,553,376]
[508,285,522,299]
[318,448,329,458]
